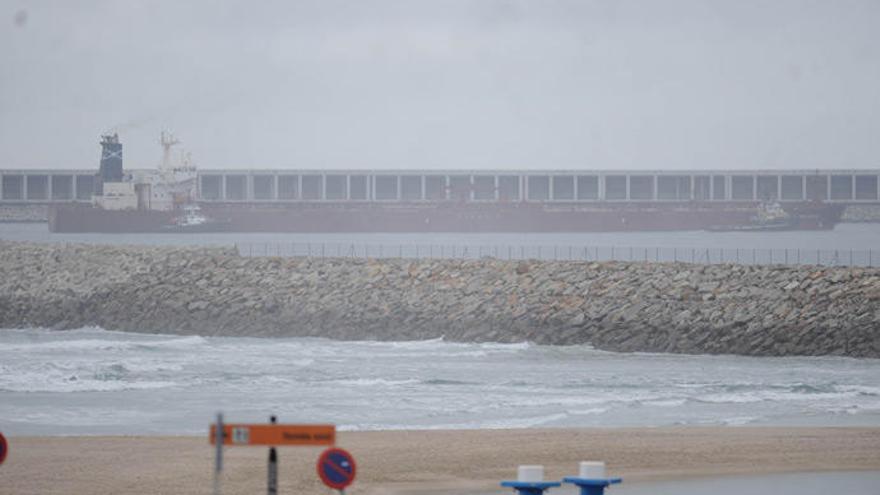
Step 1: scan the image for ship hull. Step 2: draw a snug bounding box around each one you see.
[48,202,843,233]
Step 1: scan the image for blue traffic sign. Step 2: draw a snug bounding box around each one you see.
[317,447,356,490]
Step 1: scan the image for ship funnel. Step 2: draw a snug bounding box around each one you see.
[96,133,123,194]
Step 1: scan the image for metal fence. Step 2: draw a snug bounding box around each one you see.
[235,241,879,267]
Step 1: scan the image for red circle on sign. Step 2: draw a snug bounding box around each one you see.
[317,447,356,490]
[0,432,7,465]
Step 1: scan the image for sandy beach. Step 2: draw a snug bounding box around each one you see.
[2,427,879,495]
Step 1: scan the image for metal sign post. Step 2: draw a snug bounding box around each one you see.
[213,413,224,495]
[268,416,278,495]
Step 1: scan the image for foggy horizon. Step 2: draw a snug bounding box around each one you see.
[2,0,879,171]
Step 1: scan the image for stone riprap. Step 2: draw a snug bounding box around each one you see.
[1,241,878,357]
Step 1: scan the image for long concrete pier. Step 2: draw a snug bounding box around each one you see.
[3,168,880,204]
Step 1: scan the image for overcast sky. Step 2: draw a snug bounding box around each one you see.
[1,0,878,171]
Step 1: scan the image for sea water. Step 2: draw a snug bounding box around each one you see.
[1,327,878,435]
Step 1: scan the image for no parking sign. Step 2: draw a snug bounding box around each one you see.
[0,432,7,466]
[317,447,356,491]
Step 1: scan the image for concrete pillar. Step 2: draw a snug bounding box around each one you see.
[777,175,782,200]
[708,175,714,201]
[297,175,303,201]
[802,175,807,201]
[572,175,578,202]
[46,174,53,202]
[826,174,832,201]
[549,175,555,201]
[273,174,279,200]
[598,174,605,201]
[71,175,78,200]
[23,175,29,201]
[625,174,631,201]
[852,174,857,201]
[726,175,732,201]
[421,175,427,201]
[370,175,376,201]
[751,174,756,201]
[246,174,253,201]
[220,174,227,201]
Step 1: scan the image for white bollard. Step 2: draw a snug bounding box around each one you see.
[517,465,544,482]
[579,461,606,479]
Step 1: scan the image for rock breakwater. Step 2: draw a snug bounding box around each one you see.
[1,241,878,357]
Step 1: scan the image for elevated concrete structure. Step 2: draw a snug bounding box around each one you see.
[196,169,880,204]
[5,168,880,205]
[0,169,96,203]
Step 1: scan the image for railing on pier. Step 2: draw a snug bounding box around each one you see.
[235,242,879,268]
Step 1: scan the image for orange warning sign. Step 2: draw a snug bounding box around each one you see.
[210,424,336,446]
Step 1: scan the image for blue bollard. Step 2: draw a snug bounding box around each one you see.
[500,481,562,495]
[562,476,622,495]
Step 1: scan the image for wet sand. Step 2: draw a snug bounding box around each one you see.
[3,427,880,495]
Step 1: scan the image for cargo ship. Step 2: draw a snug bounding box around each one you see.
[48,135,845,233]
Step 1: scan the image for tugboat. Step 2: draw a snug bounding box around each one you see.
[706,202,794,232]
[163,203,230,232]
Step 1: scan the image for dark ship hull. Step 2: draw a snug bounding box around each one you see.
[48,201,844,233]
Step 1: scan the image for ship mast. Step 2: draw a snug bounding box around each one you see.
[159,131,180,172]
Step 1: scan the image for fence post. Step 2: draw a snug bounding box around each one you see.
[870,249,873,267]
[817,248,820,266]
[611,246,615,261]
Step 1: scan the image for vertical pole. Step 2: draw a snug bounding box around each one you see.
[268,415,278,495]
[214,412,224,495]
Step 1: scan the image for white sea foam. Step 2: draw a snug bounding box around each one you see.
[2,327,880,435]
